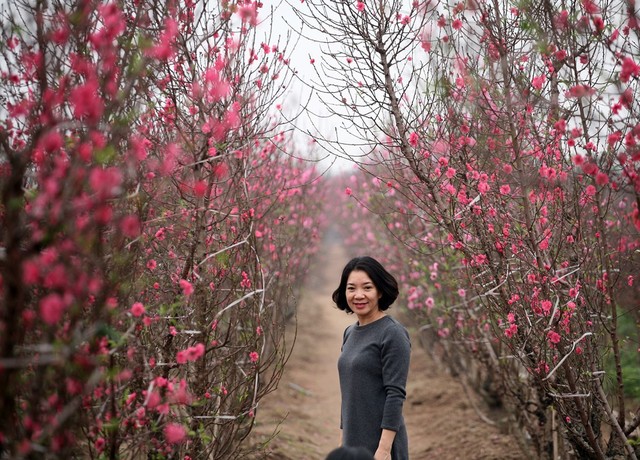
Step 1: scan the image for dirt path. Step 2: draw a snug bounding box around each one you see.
[246,239,527,459]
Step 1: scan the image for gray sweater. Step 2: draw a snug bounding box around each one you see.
[338,315,411,459]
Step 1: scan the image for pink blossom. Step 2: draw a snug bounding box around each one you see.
[70,79,104,124]
[499,184,511,195]
[504,324,518,338]
[193,180,207,197]
[187,343,205,361]
[237,2,259,26]
[620,56,640,83]
[531,74,546,90]
[120,215,140,238]
[129,136,149,161]
[608,132,622,146]
[581,0,600,14]
[240,271,252,288]
[146,18,178,60]
[94,438,106,453]
[40,294,66,325]
[547,330,561,345]
[595,172,609,186]
[478,181,490,194]
[204,67,230,101]
[425,297,434,310]
[98,3,126,40]
[177,344,205,364]
[22,260,40,285]
[408,132,419,147]
[176,350,187,364]
[345,187,353,196]
[554,119,567,134]
[40,130,63,153]
[421,37,431,52]
[179,279,194,296]
[249,351,259,363]
[565,84,596,98]
[356,1,365,11]
[130,302,145,317]
[164,423,187,444]
[89,167,122,198]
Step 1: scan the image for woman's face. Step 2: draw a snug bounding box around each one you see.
[346,270,382,320]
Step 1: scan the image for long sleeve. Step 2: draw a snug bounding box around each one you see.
[380,323,411,431]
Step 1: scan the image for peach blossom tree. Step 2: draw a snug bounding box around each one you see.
[0,0,324,457]
[302,0,640,457]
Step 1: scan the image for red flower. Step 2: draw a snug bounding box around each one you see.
[620,56,640,83]
[70,79,104,124]
[547,330,561,345]
[130,302,145,317]
[164,423,187,444]
[179,279,194,296]
[120,215,141,238]
[40,294,65,325]
[595,172,609,186]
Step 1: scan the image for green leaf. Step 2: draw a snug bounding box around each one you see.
[95,145,117,165]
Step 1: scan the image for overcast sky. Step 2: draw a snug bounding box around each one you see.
[258,0,354,174]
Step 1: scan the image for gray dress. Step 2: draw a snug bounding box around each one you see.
[338,315,411,460]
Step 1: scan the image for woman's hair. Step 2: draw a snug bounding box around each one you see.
[332,256,399,313]
[326,446,375,460]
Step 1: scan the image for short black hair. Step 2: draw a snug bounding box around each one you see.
[332,256,399,314]
[326,446,374,460]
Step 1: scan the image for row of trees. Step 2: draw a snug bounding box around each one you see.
[0,0,324,457]
[305,0,640,458]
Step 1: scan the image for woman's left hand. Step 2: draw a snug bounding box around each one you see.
[374,447,391,460]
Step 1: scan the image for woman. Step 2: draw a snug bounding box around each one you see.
[332,256,411,460]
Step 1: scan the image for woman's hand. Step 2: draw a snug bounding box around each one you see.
[375,428,395,459]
